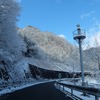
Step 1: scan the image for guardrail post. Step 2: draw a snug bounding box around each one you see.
[71,89,73,96]
[59,84,60,89]
[63,86,64,91]
[95,96,99,100]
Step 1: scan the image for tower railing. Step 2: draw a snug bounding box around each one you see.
[73,29,86,41]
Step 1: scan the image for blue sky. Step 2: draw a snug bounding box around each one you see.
[18,0,100,47]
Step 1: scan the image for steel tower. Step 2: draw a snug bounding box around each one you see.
[73,24,86,85]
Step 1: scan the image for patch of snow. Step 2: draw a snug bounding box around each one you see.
[85,77,97,84]
[73,90,95,100]
[58,79,100,100]
[0,80,54,96]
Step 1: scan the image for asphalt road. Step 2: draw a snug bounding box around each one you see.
[1,82,73,100]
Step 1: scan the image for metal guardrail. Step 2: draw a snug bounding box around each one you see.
[55,83,82,100]
[56,82,100,100]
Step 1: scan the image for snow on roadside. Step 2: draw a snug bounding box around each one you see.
[64,87,95,100]
[0,80,54,96]
[58,79,100,100]
[56,84,96,100]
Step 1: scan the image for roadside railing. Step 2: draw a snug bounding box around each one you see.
[56,81,100,100]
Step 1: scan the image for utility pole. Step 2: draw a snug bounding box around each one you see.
[73,66,75,84]
[98,56,100,70]
[73,25,86,85]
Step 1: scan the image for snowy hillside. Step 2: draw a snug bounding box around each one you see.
[18,26,100,72]
[18,26,78,70]
[18,26,74,61]
[1,23,100,84]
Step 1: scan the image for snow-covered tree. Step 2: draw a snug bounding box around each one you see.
[0,0,26,56]
[0,0,28,82]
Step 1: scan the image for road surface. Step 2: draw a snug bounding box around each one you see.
[1,82,73,100]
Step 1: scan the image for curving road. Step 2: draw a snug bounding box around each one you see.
[1,82,73,100]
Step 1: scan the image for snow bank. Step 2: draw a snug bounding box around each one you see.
[0,80,54,96]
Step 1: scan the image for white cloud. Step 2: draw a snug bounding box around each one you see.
[80,16,100,49]
[80,10,95,19]
[83,24,100,49]
[87,32,100,46]
[15,0,21,3]
[58,34,66,39]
